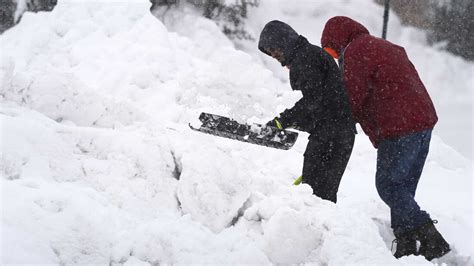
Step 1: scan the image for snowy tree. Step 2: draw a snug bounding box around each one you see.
[23,0,57,12]
[0,0,16,33]
[150,0,259,40]
[376,0,473,61]
[428,0,474,61]
[0,0,57,34]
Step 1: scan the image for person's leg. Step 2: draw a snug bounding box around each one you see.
[377,130,450,260]
[406,130,431,197]
[302,136,331,201]
[376,132,426,258]
[392,131,431,258]
[302,132,354,203]
[375,131,431,234]
[406,131,450,260]
[319,132,355,203]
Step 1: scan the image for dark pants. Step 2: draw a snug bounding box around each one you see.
[376,130,432,235]
[302,131,355,203]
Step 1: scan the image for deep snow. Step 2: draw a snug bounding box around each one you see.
[1,0,472,264]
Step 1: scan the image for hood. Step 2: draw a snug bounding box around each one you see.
[258,20,299,66]
[321,16,369,55]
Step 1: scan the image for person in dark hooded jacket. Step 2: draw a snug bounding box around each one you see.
[321,16,450,261]
[258,20,356,203]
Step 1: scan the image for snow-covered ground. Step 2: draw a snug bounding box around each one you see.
[1,0,472,264]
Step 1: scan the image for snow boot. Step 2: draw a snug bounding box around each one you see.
[393,231,418,258]
[415,221,451,261]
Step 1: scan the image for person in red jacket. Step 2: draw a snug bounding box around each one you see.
[321,16,450,261]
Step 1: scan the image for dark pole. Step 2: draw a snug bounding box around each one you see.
[382,0,390,39]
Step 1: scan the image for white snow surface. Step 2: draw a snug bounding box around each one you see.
[0,0,472,264]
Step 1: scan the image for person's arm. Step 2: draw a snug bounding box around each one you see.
[277,66,325,131]
[277,93,321,131]
[342,44,371,123]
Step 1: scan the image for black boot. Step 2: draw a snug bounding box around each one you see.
[416,221,451,261]
[393,231,418,258]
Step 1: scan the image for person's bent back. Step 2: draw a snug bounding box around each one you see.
[321,16,437,147]
[321,16,450,261]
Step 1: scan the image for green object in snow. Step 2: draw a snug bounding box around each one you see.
[293,175,303,185]
[274,119,283,130]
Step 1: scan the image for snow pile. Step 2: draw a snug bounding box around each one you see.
[1,0,472,264]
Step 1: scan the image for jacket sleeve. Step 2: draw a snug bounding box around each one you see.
[277,68,325,132]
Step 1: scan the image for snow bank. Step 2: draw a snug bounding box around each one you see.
[1,0,472,264]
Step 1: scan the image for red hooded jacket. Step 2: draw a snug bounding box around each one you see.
[321,16,438,147]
